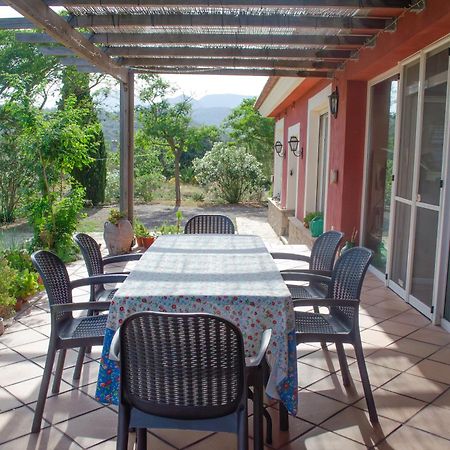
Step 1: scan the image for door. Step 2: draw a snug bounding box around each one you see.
[389,47,449,317]
[363,75,398,274]
[315,112,329,212]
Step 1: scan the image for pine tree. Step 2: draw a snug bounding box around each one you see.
[59,67,106,205]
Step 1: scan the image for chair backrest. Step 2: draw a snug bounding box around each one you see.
[310,230,344,271]
[73,233,104,277]
[31,250,72,322]
[119,312,246,420]
[328,246,373,324]
[184,214,235,234]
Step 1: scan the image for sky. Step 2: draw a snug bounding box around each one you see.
[0,6,269,101]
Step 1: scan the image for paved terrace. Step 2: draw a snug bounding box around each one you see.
[1,216,450,449]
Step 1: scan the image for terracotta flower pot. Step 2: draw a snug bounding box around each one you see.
[141,236,156,249]
[136,236,144,248]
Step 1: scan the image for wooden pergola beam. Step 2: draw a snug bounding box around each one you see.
[120,57,341,70]
[3,0,128,82]
[134,67,333,78]
[90,32,371,48]
[74,13,391,32]
[105,46,353,60]
[0,1,418,9]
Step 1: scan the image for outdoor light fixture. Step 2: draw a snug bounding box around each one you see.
[274,140,284,157]
[288,136,302,158]
[329,86,339,119]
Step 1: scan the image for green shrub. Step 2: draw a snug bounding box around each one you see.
[0,257,18,318]
[191,192,205,202]
[193,143,266,204]
[303,211,323,227]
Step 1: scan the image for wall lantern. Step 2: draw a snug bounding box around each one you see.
[329,86,339,119]
[274,140,284,157]
[288,136,303,158]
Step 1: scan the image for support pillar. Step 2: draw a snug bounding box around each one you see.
[119,70,134,222]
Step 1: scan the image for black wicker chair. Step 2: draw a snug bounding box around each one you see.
[73,232,142,304]
[30,250,127,433]
[282,247,378,423]
[271,230,343,300]
[184,214,235,234]
[112,312,271,450]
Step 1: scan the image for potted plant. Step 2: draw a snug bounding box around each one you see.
[103,208,134,256]
[340,228,358,255]
[134,220,157,249]
[303,211,322,229]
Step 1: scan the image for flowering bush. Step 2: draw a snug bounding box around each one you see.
[193,143,265,204]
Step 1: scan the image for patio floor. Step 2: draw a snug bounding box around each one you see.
[1,220,450,449]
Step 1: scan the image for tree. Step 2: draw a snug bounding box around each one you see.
[59,67,107,205]
[194,143,266,204]
[138,75,218,206]
[0,30,61,107]
[222,97,275,180]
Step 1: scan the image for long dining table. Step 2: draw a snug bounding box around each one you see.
[95,234,298,445]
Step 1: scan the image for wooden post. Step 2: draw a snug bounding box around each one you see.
[120,70,134,222]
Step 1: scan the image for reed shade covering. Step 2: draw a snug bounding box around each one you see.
[3,1,419,79]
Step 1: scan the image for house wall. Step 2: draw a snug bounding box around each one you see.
[268,0,450,241]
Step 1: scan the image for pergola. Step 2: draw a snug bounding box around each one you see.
[1,0,421,220]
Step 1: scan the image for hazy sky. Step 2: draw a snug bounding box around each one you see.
[0,6,269,100]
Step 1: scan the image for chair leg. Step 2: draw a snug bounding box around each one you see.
[237,407,249,450]
[136,428,147,450]
[32,342,57,433]
[279,402,289,431]
[335,342,351,387]
[52,349,66,394]
[117,404,130,450]
[353,339,378,423]
[73,347,86,381]
[262,408,273,445]
[253,373,264,450]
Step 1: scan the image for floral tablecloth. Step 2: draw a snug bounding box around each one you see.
[95,234,298,414]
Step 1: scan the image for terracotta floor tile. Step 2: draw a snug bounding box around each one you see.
[298,348,354,373]
[33,349,84,369]
[365,348,421,372]
[29,389,103,424]
[5,375,73,405]
[330,341,379,360]
[279,426,366,449]
[0,405,50,444]
[0,360,43,387]
[152,428,213,449]
[389,311,431,328]
[0,347,25,367]
[386,337,440,358]
[354,387,426,423]
[55,407,117,448]
[428,346,450,365]
[382,372,447,403]
[90,432,175,449]
[0,328,48,347]
[295,344,318,359]
[375,425,450,450]
[407,359,450,385]
[307,373,366,404]
[407,403,450,440]
[432,388,450,410]
[0,386,23,413]
[183,432,251,450]
[32,323,52,337]
[360,329,400,347]
[62,360,100,387]
[297,362,330,388]
[358,314,384,329]
[361,305,402,321]
[321,406,401,447]
[0,426,81,450]
[407,328,450,346]
[369,319,420,338]
[295,390,347,425]
[347,361,401,388]
[13,338,50,359]
[249,406,314,449]
[18,311,51,328]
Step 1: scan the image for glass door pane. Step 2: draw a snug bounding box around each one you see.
[315,112,328,212]
[363,75,398,272]
[390,201,411,289]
